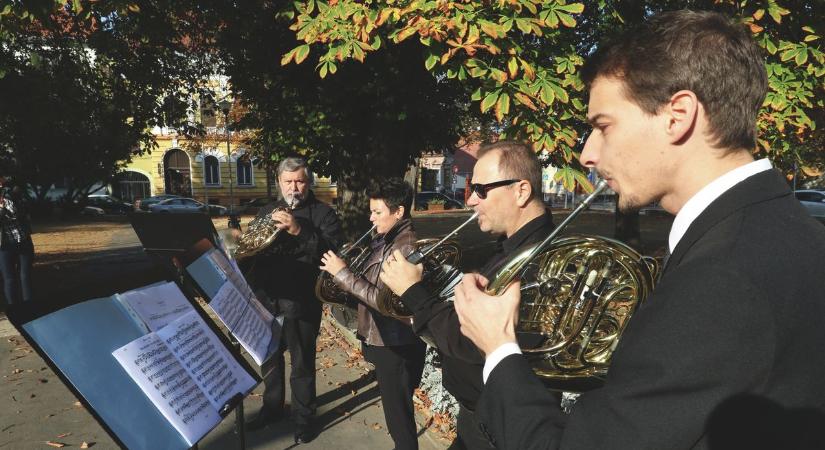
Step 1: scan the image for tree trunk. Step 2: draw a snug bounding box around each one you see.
[337,176,372,242]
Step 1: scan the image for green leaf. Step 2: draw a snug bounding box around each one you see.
[557,3,585,14]
[497,93,511,116]
[425,53,438,70]
[795,48,808,65]
[539,86,555,105]
[549,82,569,103]
[471,88,482,101]
[319,62,329,78]
[508,57,518,78]
[481,91,500,113]
[779,48,797,62]
[280,48,297,66]
[371,36,382,50]
[294,45,311,64]
[572,169,594,192]
[803,35,819,42]
[765,39,777,54]
[557,12,576,28]
[515,19,532,34]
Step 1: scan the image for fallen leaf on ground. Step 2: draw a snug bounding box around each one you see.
[56,432,71,438]
[80,441,94,448]
[45,441,66,448]
[11,368,22,374]
[73,401,82,407]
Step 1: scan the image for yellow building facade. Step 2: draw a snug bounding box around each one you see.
[115,132,337,209]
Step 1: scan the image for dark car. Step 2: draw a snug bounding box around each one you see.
[86,194,133,214]
[794,190,825,224]
[414,192,464,211]
[135,194,181,211]
[242,197,273,215]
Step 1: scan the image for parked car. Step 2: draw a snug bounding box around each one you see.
[414,192,464,211]
[242,197,273,215]
[794,190,825,223]
[79,205,105,216]
[86,194,132,214]
[149,197,228,216]
[135,194,182,211]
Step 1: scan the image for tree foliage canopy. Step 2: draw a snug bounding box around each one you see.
[283,0,825,188]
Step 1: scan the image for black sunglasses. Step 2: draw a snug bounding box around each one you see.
[469,179,521,199]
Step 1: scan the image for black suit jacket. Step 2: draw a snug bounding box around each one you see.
[477,169,825,449]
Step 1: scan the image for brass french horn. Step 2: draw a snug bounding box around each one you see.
[235,194,300,260]
[485,181,659,392]
[375,212,478,320]
[315,225,376,306]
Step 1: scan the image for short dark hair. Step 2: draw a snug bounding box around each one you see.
[580,10,767,152]
[368,178,413,218]
[477,140,543,202]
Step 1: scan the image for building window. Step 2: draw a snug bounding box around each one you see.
[236,157,253,186]
[204,155,220,185]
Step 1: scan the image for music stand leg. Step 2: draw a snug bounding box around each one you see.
[235,400,245,449]
[232,340,246,450]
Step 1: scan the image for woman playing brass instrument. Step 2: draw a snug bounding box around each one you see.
[319,178,425,450]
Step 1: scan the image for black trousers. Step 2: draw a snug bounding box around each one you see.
[260,313,321,425]
[363,341,427,450]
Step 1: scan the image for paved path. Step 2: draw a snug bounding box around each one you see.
[0,318,451,450]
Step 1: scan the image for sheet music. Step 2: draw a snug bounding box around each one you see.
[156,310,256,411]
[206,249,256,300]
[113,332,220,446]
[117,282,194,331]
[186,247,277,366]
[209,282,274,365]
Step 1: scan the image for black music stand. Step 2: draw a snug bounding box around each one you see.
[128,213,249,449]
[6,281,259,450]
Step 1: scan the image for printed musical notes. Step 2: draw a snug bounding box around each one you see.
[186,248,279,365]
[115,282,193,331]
[113,310,256,446]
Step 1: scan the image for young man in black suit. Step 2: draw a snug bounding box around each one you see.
[454,10,825,450]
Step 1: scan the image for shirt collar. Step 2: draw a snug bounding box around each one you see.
[502,211,554,255]
[668,158,772,252]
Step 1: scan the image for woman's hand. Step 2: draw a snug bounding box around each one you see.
[320,250,347,276]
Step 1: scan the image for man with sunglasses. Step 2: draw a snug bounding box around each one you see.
[380,140,555,449]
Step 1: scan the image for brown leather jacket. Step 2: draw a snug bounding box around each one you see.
[333,219,421,346]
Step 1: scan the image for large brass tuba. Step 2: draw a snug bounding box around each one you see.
[485,181,659,392]
[315,225,376,307]
[375,212,478,320]
[235,195,300,260]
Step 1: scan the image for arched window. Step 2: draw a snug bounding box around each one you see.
[236,156,253,186]
[204,155,220,185]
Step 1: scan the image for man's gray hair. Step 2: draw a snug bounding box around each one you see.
[277,156,310,179]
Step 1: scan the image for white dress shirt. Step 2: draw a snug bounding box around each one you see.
[482,158,774,383]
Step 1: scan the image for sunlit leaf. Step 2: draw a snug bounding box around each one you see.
[481,91,499,113]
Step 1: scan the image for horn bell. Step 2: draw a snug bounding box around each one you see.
[488,234,659,392]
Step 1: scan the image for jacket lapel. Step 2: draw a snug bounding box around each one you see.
[663,169,790,276]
